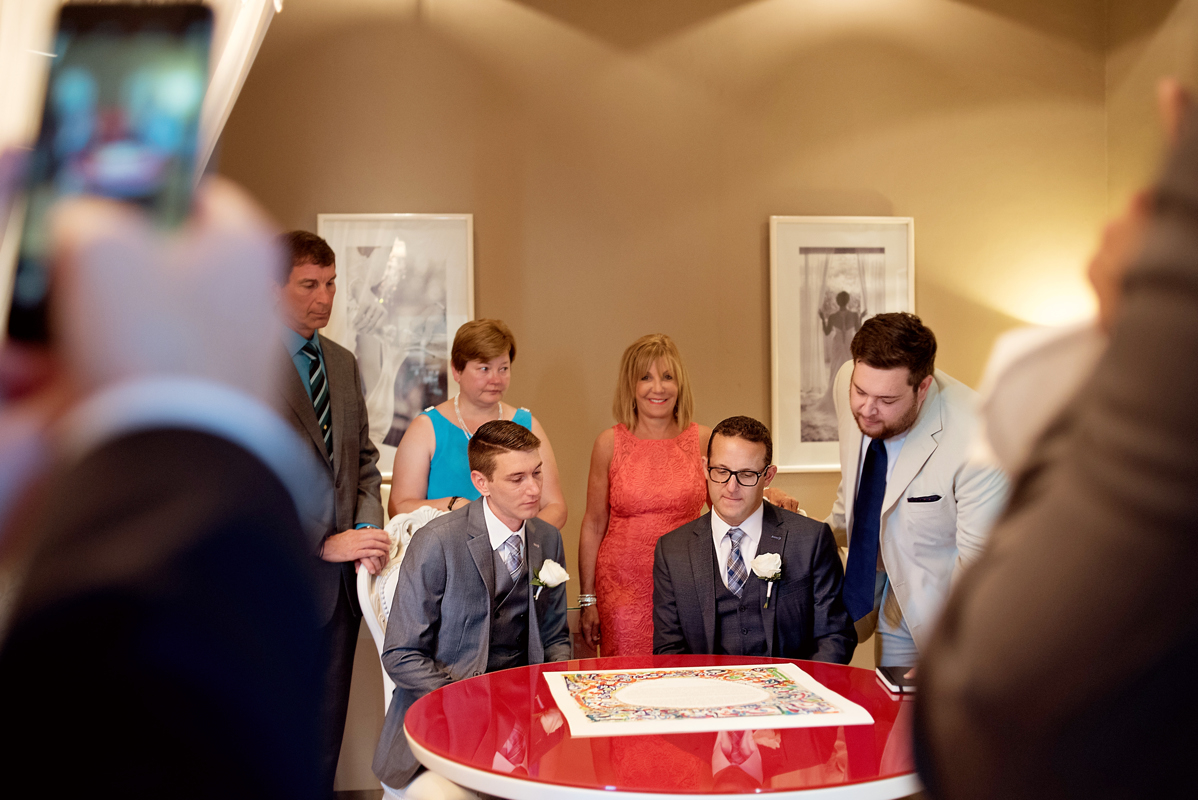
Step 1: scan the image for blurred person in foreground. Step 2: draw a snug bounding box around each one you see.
[915,81,1198,800]
[653,416,856,663]
[273,229,388,789]
[0,172,329,798]
[388,318,568,528]
[373,420,571,797]
[828,313,1008,668]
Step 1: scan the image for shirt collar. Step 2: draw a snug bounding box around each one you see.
[711,500,765,551]
[483,497,526,551]
[860,429,908,486]
[282,325,320,359]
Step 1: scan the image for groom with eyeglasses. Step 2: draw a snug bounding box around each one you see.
[652,416,856,662]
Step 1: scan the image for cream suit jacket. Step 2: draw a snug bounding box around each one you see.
[826,361,1008,653]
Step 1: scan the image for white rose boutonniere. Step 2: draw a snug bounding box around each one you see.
[751,553,782,608]
[532,559,570,600]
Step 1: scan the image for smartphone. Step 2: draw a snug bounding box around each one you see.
[876,665,916,694]
[5,3,213,343]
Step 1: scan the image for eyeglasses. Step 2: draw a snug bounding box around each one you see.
[707,466,766,487]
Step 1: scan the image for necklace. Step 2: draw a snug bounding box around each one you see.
[454,393,504,440]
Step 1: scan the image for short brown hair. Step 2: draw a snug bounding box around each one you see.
[279,230,335,283]
[451,319,517,372]
[708,416,772,467]
[468,420,541,479]
[850,312,937,386]
[612,334,694,430]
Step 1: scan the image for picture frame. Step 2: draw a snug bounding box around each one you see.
[770,216,915,472]
[317,213,474,478]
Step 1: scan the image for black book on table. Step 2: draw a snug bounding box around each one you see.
[876,665,916,694]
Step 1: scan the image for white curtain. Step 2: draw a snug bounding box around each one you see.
[860,251,886,319]
[800,251,830,396]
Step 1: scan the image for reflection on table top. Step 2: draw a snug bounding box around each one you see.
[404,654,918,798]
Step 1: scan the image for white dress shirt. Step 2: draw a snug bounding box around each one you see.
[858,429,908,487]
[710,501,765,589]
[482,497,526,553]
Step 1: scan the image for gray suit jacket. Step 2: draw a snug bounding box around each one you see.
[275,334,383,622]
[371,499,572,788]
[653,502,857,664]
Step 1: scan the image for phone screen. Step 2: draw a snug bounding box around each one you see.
[6,4,213,343]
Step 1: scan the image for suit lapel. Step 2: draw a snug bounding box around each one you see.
[465,502,497,602]
[756,504,787,655]
[526,522,545,663]
[280,344,331,464]
[687,515,717,653]
[881,377,944,514]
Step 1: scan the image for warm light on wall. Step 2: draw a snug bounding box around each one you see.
[979,263,1098,326]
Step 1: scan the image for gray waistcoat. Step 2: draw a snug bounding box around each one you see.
[712,544,769,657]
[487,547,530,673]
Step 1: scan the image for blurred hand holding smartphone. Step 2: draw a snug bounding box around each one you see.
[6,3,213,343]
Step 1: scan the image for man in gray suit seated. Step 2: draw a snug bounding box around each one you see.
[653,416,856,663]
[373,419,573,795]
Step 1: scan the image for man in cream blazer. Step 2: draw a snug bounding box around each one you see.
[828,313,1008,667]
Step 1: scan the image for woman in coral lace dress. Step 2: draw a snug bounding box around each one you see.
[578,334,711,655]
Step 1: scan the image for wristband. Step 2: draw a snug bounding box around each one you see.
[448,496,461,511]
[578,594,597,608]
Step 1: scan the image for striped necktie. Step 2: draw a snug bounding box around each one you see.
[301,340,333,455]
[500,533,524,581]
[726,527,748,597]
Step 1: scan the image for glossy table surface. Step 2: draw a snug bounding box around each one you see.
[404,655,918,799]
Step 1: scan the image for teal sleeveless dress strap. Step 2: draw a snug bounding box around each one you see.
[424,406,533,500]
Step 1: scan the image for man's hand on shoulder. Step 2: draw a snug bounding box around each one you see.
[321,527,390,571]
[764,487,802,514]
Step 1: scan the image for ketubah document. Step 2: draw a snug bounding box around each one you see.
[543,663,874,738]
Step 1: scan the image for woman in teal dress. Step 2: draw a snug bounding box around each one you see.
[388,318,568,527]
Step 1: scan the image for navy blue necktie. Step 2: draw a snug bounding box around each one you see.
[844,438,887,620]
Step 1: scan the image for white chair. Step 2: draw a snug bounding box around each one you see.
[357,505,446,713]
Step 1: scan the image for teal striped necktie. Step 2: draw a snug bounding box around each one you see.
[301,341,333,455]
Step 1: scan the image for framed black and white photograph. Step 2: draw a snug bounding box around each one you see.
[770,216,914,472]
[317,213,474,477]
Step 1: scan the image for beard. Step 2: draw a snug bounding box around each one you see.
[853,398,921,440]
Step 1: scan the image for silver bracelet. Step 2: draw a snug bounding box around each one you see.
[578,594,597,608]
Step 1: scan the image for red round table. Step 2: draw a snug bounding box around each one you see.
[404,655,919,799]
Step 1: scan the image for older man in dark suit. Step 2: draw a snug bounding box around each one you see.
[274,230,389,792]
[653,416,856,663]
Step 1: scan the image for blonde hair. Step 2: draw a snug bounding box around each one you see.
[612,334,694,430]
[451,319,517,372]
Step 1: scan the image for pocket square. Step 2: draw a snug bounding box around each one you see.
[907,495,942,503]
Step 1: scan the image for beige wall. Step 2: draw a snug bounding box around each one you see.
[217,0,1194,789]
[220,0,1114,532]
[1107,0,1198,209]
